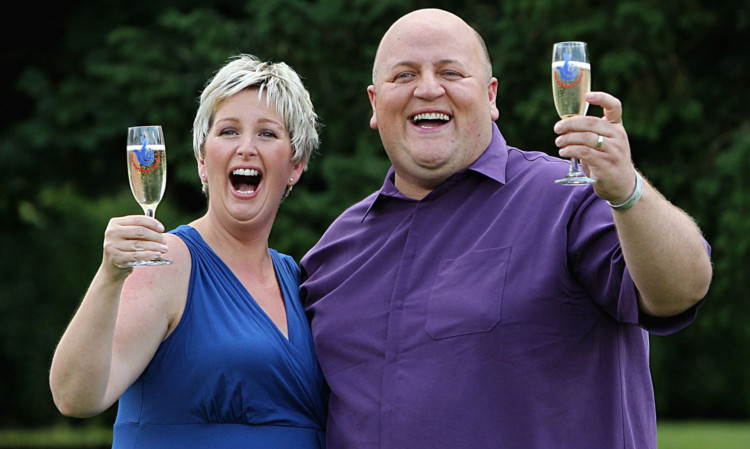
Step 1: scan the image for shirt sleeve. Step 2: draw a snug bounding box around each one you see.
[566,188,707,335]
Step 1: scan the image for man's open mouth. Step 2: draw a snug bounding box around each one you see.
[230,168,261,194]
[410,112,452,128]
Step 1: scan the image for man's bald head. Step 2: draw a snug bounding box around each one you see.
[371,9,493,85]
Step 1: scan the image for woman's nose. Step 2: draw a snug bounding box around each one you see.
[236,137,258,158]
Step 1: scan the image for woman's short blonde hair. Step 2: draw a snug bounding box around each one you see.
[193,54,319,196]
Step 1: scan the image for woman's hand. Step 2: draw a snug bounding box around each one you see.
[102,215,169,280]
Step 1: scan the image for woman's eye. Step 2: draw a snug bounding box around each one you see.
[219,128,238,136]
[260,131,278,138]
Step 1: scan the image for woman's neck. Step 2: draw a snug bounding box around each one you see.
[190,214,272,274]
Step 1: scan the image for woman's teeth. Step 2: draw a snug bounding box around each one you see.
[233,168,259,176]
[231,168,260,194]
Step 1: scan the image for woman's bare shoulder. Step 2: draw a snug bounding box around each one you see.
[119,232,191,332]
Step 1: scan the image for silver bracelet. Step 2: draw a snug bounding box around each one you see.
[607,170,643,212]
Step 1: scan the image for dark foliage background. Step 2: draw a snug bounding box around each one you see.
[1,0,747,428]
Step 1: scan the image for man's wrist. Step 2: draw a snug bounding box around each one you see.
[607,169,643,212]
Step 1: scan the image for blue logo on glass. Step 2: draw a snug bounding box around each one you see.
[134,136,155,166]
[556,53,578,82]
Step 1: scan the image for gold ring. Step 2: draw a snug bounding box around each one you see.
[595,134,604,149]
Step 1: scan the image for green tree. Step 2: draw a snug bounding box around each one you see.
[0,0,747,427]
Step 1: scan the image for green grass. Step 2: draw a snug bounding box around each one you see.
[1,421,748,448]
[657,421,750,449]
[0,425,112,448]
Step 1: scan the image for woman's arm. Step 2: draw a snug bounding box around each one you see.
[49,216,188,417]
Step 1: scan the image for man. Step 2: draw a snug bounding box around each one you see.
[301,8,712,449]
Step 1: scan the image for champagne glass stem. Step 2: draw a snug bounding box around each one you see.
[569,158,583,176]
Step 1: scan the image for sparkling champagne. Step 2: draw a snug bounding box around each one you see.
[127,144,166,216]
[125,125,172,266]
[552,60,591,118]
[551,41,595,185]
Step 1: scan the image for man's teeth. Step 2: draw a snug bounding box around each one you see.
[413,112,450,122]
[232,168,259,176]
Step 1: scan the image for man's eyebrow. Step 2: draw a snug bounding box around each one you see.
[435,58,463,66]
[387,60,417,70]
[389,58,464,69]
[387,59,464,70]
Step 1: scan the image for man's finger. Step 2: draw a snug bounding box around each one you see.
[585,91,623,124]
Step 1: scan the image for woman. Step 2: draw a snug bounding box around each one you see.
[49,54,327,448]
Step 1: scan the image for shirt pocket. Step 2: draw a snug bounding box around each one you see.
[425,247,510,339]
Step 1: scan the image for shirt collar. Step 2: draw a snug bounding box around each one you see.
[361,122,509,221]
[466,121,508,185]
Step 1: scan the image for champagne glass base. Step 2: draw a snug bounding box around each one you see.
[131,257,173,267]
[555,174,597,185]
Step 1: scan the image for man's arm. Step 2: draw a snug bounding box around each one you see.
[611,176,711,316]
[554,91,712,316]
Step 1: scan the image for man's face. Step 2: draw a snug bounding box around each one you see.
[368,10,499,199]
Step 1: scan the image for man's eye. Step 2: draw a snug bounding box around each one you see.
[394,72,415,81]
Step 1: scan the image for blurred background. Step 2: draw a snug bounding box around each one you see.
[1,0,748,445]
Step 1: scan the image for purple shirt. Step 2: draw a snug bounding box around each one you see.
[301,123,703,449]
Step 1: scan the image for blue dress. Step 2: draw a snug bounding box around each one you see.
[113,225,327,448]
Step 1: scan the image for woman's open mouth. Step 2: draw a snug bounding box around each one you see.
[230,168,261,195]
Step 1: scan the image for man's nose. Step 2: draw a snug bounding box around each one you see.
[413,73,445,99]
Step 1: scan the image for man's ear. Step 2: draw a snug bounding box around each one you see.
[488,77,499,121]
[367,85,379,130]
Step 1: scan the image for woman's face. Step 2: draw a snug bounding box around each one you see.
[199,88,304,229]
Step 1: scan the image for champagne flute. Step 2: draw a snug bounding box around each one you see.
[126,125,172,266]
[552,41,595,185]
